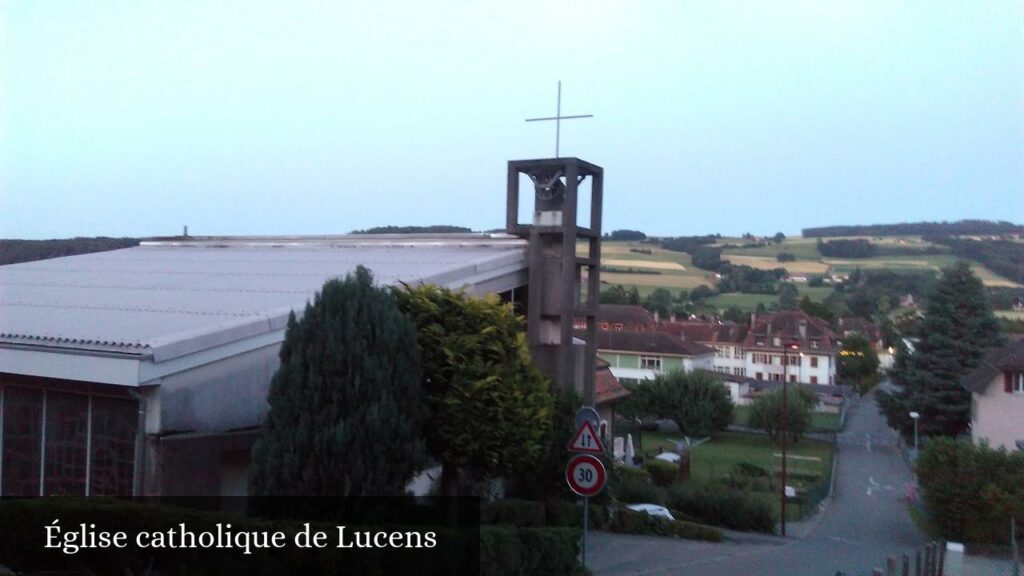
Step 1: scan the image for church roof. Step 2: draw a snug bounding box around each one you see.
[0,235,527,368]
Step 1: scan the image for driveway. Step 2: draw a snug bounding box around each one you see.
[587,386,929,575]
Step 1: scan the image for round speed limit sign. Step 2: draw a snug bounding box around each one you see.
[565,454,606,497]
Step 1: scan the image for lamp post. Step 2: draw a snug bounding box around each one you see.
[909,411,920,454]
[780,342,800,537]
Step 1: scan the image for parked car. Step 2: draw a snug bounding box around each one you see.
[625,504,674,520]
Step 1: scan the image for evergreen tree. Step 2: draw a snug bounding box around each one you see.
[249,267,426,496]
[877,261,1003,438]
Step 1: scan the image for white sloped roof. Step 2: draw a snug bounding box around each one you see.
[0,235,527,364]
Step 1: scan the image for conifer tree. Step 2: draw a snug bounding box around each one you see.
[250,266,426,496]
[877,261,1003,438]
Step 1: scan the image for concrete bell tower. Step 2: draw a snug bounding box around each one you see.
[506,157,603,405]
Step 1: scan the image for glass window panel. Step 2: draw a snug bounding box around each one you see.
[89,397,137,496]
[44,392,89,496]
[2,386,43,496]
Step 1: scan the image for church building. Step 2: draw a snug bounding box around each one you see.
[0,157,604,496]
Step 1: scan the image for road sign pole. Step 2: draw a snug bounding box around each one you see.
[582,496,588,568]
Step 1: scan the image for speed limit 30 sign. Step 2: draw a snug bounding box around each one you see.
[565,454,606,497]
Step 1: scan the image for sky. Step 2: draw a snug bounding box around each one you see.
[1,1,1022,239]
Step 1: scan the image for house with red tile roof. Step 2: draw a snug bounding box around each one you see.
[743,311,838,385]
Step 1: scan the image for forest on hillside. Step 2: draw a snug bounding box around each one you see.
[0,238,139,265]
[803,220,1022,238]
[924,236,1024,285]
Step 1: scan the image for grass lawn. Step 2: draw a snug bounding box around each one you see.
[633,430,833,485]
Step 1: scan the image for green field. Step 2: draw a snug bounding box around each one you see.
[593,236,1021,312]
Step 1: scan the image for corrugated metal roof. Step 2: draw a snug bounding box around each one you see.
[0,237,527,361]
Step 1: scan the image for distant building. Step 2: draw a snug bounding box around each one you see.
[573,304,656,332]
[658,320,748,379]
[743,311,838,385]
[838,317,884,353]
[585,329,714,383]
[594,357,630,441]
[964,338,1024,451]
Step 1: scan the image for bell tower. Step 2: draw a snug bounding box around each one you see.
[506,157,603,405]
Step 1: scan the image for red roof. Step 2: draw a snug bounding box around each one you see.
[743,310,838,353]
[595,361,630,405]
[658,320,748,344]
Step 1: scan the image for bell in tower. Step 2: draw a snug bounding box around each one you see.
[506,157,603,406]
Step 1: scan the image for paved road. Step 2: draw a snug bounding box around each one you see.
[588,387,929,575]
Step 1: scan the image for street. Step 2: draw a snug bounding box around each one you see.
[588,386,929,575]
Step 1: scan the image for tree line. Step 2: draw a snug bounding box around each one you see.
[0,237,140,266]
[924,236,1024,284]
[803,219,1023,238]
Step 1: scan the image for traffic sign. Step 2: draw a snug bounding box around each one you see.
[568,420,605,454]
[574,406,600,430]
[565,454,606,497]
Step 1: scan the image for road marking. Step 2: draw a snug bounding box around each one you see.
[865,434,872,453]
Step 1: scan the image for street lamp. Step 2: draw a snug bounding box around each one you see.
[780,342,800,537]
[909,411,920,453]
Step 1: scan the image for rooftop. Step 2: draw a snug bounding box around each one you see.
[0,235,527,364]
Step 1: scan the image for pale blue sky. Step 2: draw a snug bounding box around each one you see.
[2,1,1022,239]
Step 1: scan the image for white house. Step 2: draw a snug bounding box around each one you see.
[965,339,1024,451]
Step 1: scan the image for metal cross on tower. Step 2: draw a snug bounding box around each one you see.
[525,81,593,158]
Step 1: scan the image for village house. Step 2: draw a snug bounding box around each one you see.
[572,303,656,332]
[964,338,1024,452]
[743,311,838,385]
[837,317,884,352]
[585,330,714,385]
[657,319,748,379]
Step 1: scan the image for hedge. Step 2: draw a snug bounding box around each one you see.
[608,508,723,542]
[614,466,665,505]
[643,460,678,487]
[480,526,582,576]
[666,483,777,533]
[482,499,607,530]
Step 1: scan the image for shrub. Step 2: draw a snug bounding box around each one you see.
[644,459,678,487]
[666,483,777,533]
[518,528,583,575]
[482,499,545,527]
[609,508,723,542]
[481,527,582,576]
[916,438,1024,544]
[614,466,665,505]
[543,500,607,530]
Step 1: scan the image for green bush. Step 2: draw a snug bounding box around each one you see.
[609,508,723,542]
[481,526,582,576]
[614,467,665,505]
[480,527,522,576]
[482,499,545,527]
[666,483,777,533]
[517,528,583,576]
[644,459,678,487]
[543,500,607,530]
[916,438,1024,544]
